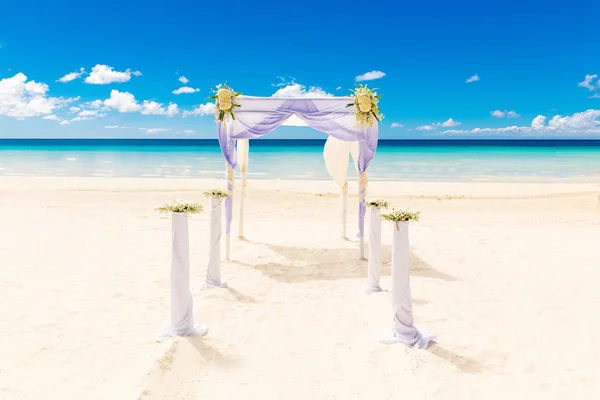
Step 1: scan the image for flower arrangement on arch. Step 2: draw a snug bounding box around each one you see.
[206,83,242,124]
[347,84,383,127]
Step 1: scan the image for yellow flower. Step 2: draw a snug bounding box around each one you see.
[358,98,372,112]
[219,98,233,111]
[217,89,233,111]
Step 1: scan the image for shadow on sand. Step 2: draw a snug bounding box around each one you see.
[225,286,258,303]
[428,343,485,374]
[232,240,458,284]
[186,336,237,368]
[137,336,236,399]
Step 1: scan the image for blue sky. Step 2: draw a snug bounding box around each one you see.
[0,0,599,139]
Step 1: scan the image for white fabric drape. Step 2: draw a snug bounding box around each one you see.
[237,139,249,238]
[204,198,227,289]
[156,213,208,341]
[365,207,383,293]
[379,222,436,349]
[225,164,234,260]
[323,136,350,238]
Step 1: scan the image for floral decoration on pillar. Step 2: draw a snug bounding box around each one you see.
[347,84,383,127]
[206,83,242,125]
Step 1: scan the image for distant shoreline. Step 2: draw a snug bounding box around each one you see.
[2,138,600,147]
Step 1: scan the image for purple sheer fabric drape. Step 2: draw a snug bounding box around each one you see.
[216,97,378,240]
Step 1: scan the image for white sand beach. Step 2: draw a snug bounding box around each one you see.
[1,176,599,400]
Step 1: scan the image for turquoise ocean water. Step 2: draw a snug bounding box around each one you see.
[0,139,599,182]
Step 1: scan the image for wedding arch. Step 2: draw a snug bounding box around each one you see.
[213,84,382,259]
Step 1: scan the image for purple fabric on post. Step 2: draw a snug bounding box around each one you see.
[217,121,236,236]
[215,97,378,240]
[225,178,233,236]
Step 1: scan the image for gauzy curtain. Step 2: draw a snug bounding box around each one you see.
[217,96,379,241]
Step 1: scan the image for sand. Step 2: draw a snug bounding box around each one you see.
[0,176,599,400]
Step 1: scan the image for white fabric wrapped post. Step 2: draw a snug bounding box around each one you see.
[204,197,228,289]
[237,139,249,238]
[156,212,208,341]
[225,165,235,260]
[379,221,435,349]
[357,171,368,259]
[365,206,383,293]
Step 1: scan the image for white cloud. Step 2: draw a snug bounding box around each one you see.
[442,126,527,135]
[69,106,81,113]
[336,86,342,91]
[180,129,195,134]
[390,122,404,128]
[441,110,600,136]
[78,110,101,117]
[178,76,189,84]
[417,118,461,130]
[416,125,434,131]
[139,128,171,133]
[104,90,141,112]
[83,100,104,109]
[272,76,297,87]
[84,64,142,84]
[272,83,333,98]
[491,109,521,118]
[57,67,85,83]
[43,114,73,125]
[140,100,164,115]
[590,93,600,99]
[578,74,598,91]
[547,110,600,131]
[172,86,200,94]
[531,115,546,130]
[466,74,480,83]
[0,73,78,118]
[140,100,179,116]
[166,103,179,117]
[70,116,93,123]
[182,102,215,117]
[102,90,178,117]
[355,70,386,81]
[441,118,460,127]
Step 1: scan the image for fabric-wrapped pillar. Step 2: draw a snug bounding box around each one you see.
[156,212,208,341]
[357,171,368,259]
[237,139,249,238]
[217,120,237,261]
[379,222,436,349]
[365,206,383,293]
[225,164,235,260]
[204,197,227,289]
[356,127,370,260]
